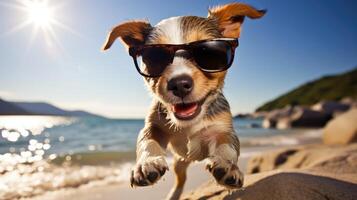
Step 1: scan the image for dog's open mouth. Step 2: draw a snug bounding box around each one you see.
[172,102,201,120]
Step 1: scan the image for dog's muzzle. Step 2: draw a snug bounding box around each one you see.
[167,75,193,98]
[167,75,202,120]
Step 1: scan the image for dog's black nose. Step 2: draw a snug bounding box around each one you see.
[167,75,193,98]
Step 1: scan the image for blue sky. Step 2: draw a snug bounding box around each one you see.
[0,0,356,118]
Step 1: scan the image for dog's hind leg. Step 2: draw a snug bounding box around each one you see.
[166,157,190,200]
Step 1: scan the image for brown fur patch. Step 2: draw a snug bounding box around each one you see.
[146,31,169,44]
[102,20,151,50]
[180,16,221,43]
[208,3,266,38]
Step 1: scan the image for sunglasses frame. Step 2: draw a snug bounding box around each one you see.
[128,38,239,78]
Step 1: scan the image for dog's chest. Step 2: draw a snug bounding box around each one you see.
[168,127,217,161]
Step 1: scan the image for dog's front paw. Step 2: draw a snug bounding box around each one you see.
[206,157,244,188]
[130,156,168,187]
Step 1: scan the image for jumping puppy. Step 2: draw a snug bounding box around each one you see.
[102,2,265,200]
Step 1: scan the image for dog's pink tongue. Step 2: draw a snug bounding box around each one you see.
[173,103,198,118]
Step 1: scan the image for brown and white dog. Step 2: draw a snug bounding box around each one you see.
[102,2,265,200]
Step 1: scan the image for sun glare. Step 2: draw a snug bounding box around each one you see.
[26,1,53,28]
[1,0,80,51]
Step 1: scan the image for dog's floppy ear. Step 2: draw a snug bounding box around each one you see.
[208,3,266,38]
[102,20,152,51]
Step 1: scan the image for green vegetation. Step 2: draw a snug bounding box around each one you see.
[256,67,357,112]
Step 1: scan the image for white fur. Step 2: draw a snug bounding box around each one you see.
[168,65,192,79]
[140,156,168,175]
[214,144,237,163]
[207,138,217,157]
[156,16,183,44]
[155,17,192,79]
[167,57,193,80]
[190,116,231,134]
[137,139,166,159]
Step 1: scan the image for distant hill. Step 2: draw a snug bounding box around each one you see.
[0,98,104,118]
[0,99,31,115]
[13,102,103,117]
[256,67,357,112]
[14,102,70,115]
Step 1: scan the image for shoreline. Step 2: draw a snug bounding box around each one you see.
[22,145,284,200]
[25,162,211,200]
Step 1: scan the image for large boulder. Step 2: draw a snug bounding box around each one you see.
[312,100,350,116]
[183,172,357,200]
[262,106,294,128]
[183,144,357,200]
[276,107,331,129]
[323,108,357,145]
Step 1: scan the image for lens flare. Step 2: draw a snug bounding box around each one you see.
[1,0,81,50]
[26,0,54,28]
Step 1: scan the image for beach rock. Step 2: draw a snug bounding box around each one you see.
[250,111,268,119]
[312,100,350,116]
[340,97,357,108]
[247,148,300,173]
[262,118,275,129]
[276,107,331,129]
[183,171,357,200]
[262,100,354,129]
[246,144,357,174]
[249,123,261,128]
[234,113,251,118]
[262,106,294,128]
[183,144,357,200]
[323,108,357,145]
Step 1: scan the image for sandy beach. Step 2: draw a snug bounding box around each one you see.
[24,151,253,200]
[23,142,357,200]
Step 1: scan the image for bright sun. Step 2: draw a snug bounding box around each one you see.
[2,0,79,49]
[26,1,54,28]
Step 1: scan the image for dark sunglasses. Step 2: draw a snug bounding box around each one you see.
[128,38,239,77]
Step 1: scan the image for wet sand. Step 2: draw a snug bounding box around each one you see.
[26,156,252,200]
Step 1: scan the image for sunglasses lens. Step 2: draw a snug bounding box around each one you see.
[192,41,233,72]
[138,47,173,77]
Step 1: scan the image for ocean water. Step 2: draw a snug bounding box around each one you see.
[0,115,322,199]
[0,116,316,156]
[0,115,323,166]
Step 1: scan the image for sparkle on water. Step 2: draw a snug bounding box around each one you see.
[0,116,73,172]
[0,116,131,200]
